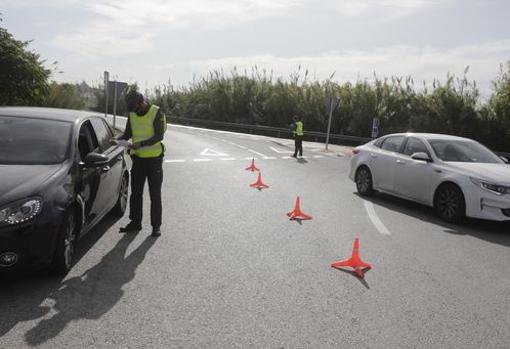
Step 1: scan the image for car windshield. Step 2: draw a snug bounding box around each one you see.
[0,116,72,164]
[429,139,503,163]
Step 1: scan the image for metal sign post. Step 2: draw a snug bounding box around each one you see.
[325,95,339,151]
[371,118,380,139]
[104,71,109,119]
[113,82,118,130]
[107,81,128,130]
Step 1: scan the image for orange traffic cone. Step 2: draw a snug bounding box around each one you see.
[245,158,259,172]
[250,172,269,190]
[286,196,312,220]
[331,238,372,278]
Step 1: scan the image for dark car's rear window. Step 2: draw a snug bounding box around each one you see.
[0,116,72,164]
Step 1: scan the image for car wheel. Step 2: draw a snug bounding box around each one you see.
[52,212,77,276]
[434,183,465,223]
[355,166,374,196]
[111,172,129,217]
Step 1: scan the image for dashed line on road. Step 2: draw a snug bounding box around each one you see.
[364,201,392,236]
[248,149,269,158]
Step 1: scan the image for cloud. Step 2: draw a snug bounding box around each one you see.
[86,0,299,27]
[50,0,299,57]
[321,0,454,17]
[52,22,155,58]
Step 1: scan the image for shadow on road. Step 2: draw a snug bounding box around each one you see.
[357,192,510,248]
[0,215,156,347]
[332,267,371,289]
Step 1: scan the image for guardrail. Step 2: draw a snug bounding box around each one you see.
[106,114,510,158]
[170,116,372,146]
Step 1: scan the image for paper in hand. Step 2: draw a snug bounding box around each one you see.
[113,139,132,148]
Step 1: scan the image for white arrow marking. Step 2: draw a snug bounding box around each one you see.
[269,146,293,154]
[200,148,228,156]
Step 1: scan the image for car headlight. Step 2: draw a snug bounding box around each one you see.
[0,198,43,226]
[470,178,510,195]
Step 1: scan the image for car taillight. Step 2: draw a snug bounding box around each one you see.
[352,149,360,155]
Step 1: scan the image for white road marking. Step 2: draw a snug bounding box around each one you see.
[201,148,228,156]
[364,201,392,236]
[263,157,277,160]
[164,159,186,163]
[193,159,213,162]
[282,156,293,159]
[313,155,325,158]
[248,149,268,158]
[244,157,257,160]
[220,158,236,161]
[269,146,293,154]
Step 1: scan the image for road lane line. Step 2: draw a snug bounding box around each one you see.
[220,158,236,161]
[364,201,392,236]
[193,159,213,162]
[165,159,186,163]
[248,149,268,157]
[264,157,277,160]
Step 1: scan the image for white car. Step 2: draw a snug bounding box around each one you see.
[349,133,510,223]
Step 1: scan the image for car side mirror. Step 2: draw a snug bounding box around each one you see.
[499,156,508,164]
[411,152,432,162]
[83,152,108,167]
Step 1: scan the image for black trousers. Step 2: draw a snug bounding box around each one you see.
[293,136,303,156]
[129,155,163,228]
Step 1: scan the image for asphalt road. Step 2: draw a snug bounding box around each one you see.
[1,122,510,349]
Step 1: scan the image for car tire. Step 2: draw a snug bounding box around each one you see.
[434,183,465,224]
[355,166,375,197]
[111,172,129,217]
[51,212,77,276]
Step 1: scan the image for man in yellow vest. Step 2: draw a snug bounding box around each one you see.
[291,115,304,158]
[114,89,167,237]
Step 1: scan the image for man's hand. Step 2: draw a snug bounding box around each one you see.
[130,142,142,150]
[110,137,118,145]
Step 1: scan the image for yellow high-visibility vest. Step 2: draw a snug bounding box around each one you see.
[294,121,304,136]
[129,104,166,158]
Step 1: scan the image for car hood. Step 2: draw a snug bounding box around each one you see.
[0,164,64,205]
[444,162,510,185]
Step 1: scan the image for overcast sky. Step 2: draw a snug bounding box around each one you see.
[1,0,509,95]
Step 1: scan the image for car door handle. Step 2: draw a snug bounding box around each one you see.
[100,165,110,173]
[396,159,406,164]
[370,153,377,158]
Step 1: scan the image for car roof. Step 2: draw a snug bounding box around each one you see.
[382,132,476,142]
[0,106,104,123]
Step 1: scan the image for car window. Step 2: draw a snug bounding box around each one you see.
[78,121,99,160]
[90,118,113,152]
[0,116,72,164]
[429,139,503,163]
[403,137,429,156]
[374,138,384,148]
[380,136,404,153]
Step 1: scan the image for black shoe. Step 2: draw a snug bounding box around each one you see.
[119,221,141,233]
[151,227,161,237]
[292,154,297,158]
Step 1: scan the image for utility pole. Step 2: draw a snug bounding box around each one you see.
[104,71,109,119]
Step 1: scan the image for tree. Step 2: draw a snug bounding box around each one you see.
[0,19,50,105]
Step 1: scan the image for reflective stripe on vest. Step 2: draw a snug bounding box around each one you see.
[295,121,304,136]
[129,105,164,158]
